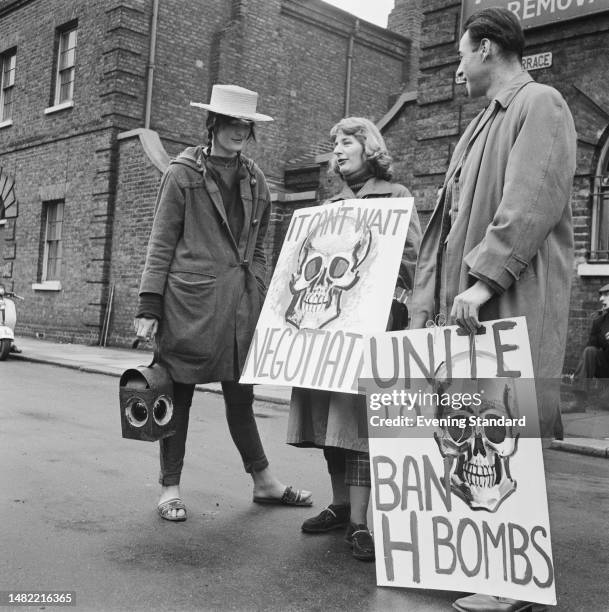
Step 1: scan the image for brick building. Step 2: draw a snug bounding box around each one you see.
[0,0,411,344]
[385,0,609,371]
[2,0,607,374]
[289,0,609,371]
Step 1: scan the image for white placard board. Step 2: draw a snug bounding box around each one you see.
[363,317,556,606]
[241,197,413,393]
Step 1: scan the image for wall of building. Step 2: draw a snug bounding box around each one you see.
[107,133,162,346]
[147,0,230,145]
[202,0,409,183]
[383,0,609,370]
[0,0,150,342]
[0,1,107,141]
[0,130,114,342]
[0,0,411,344]
[281,0,409,160]
[388,0,423,89]
[148,0,410,182]
[8,0,604,371]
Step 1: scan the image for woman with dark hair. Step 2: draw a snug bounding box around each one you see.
[135,84,311,521]
[287,116,421,561]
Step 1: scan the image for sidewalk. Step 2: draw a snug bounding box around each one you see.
[10,336,292,405]
[8,336,609,458]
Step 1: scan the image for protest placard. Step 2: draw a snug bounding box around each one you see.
[362,317,556,606]
[240,197,413,393]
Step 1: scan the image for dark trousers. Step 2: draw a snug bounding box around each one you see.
[159,381,269,486]
[574,346,609,391]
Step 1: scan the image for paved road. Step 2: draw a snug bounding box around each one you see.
[1,361,608,611]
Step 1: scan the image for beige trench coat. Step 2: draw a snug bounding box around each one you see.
[287,178,422,451]
[409,73,576,432]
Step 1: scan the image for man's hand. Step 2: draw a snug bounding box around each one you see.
[133,317,158,341]
[450,281,494,334]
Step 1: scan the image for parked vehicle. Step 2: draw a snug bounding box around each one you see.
[0,284,22,360]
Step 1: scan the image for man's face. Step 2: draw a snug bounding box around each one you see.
[599,291,609,310]
[456,30,489,99]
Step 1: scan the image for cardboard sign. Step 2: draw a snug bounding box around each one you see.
[240,197,413,393]
[522,52,552,71]
[363,317,556,606]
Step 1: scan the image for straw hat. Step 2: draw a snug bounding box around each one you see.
[190,84,273,122]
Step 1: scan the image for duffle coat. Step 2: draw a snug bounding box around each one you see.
[410,73,576,385]
[139,146,270,384]
[287,178,422,451]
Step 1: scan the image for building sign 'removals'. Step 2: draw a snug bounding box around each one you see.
[462,0,609,30]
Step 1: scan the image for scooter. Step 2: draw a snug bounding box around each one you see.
[0,285,22,360]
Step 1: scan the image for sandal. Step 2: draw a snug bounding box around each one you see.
[253,485,313,507]
[157,497,187,522]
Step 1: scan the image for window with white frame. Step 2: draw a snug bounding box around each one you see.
[589,137,609,262]
[54,25,77,105]
[41,201,64,281]
[0,49,16,121]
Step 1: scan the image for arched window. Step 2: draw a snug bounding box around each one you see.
[0,167,17,224]
[590,136,609,261]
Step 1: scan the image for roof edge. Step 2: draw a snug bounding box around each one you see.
[117,128,170,173]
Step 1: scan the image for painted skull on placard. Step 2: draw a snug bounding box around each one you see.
[432,356,520,512]
[285,216,371,329]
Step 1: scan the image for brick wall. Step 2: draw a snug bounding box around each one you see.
[103,0,412,343]
[382,0,609,371]
[388,0,423,89]
[0,130,115,343]
[106,133,162,345]
[279,0,409,172]
[0,1,107,143]
[0,0,412,344]
[102,0,150,130]
[7,0,606,368]
[383,99,420,204]
[0,0,151,342]
[149,0,229,143]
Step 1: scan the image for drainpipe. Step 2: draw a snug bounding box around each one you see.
[344,19,359,117]
[144,0,159,128]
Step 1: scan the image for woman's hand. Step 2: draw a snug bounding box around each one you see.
[133,317,158,342]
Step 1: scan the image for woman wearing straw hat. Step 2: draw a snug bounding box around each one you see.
[135,84,312,521]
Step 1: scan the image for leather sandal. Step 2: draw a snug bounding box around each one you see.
[253,485,313,506]
[157,497,187,522]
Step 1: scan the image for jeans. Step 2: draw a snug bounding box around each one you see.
[159,381,269,486]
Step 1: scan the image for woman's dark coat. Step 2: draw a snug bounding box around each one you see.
[139,146,270,384]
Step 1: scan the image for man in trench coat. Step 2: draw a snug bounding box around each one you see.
[409,10,576,611]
